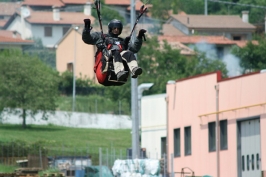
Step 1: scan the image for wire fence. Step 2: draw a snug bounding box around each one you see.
[0,143,169,177]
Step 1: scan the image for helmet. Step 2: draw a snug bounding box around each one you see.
[108,19,123,35]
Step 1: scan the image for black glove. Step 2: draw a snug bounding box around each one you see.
[123,36,131,50]
[83,19,91,31]
[137,29,146,40]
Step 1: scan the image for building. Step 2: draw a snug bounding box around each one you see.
[56,26,96,81]
[141,94,167,159]
[166,70,266,177]
[165,11,256,41]
[4,4,94,48]
[0,30,34,50]
[0,2,21,29]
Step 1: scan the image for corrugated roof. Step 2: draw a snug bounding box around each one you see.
[0,2,21,16]
[22,0,65,7]
[25,11,95,25]
[170,14,256,30]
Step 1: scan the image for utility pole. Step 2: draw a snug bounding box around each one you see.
[205,0,208,15]
[130,0,139,159]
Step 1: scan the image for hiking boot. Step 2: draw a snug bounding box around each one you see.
[117,70,128,81]
[131,67,142,78]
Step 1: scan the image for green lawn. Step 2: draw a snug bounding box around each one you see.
[0,124,132,171]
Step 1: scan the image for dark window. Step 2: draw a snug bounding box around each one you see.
[161,137,166,157]
[184,126,191,155]
[67,63,73,72]
[220,120,228,150]
[216,46,224,59]
[256,153,259,170]
[242,155,245,171]
[44,26,52,37]
[247,155,249,171]
[233,36,241,40]
[208,122,216,152]
[252,154,254,170]
[63,27,70,35]
[174,128,180,157]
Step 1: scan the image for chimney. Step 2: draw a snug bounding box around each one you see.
[53,6,60,21]
[84,1,92,16]
[242,11,249,23]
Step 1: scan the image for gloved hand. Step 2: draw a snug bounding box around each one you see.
[123,36,131,50]
[137,29,146,40]
[83,19,91,30]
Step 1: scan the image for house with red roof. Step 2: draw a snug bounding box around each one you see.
[104,0,153,24]
[3,3,94,48]
[0,30,34,50]
[165,11,256,41]
[0,2,21,29]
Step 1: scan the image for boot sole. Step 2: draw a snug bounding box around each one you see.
[132,68,142,78]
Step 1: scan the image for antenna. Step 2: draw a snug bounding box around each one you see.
[21,7,30,18]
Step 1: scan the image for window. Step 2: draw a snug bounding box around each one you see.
[44,26,52,37]
[67,63,73,72]
[220,120,228,150]
[184,126,191,155]
[233,36,241,40]
[173,128,180,157]
[63,27,70,36]
[161,137,166,157]
[216,47,224,59]
[208,122,216,152]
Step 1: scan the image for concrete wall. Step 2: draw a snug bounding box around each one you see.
[1,110,132,129]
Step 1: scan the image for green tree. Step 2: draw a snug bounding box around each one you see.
[0,50,60,128]
[137,36,228,94]
[232,36,266,73]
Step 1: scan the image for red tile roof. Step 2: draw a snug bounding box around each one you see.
[62,0,93,4]
[22,0,64,7]
[159,35,238,45]
[162,24,185,36]
[25,11,95,25]
[0,19,8,27]
[104,0,130,5]
[158,35,257,48]
[170,14,256,30]
[0,30,33,44]
[0,2,21,16]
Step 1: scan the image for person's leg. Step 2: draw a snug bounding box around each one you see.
[112,50,128,81]
[121,51,142,78]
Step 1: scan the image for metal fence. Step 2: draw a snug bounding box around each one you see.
[0,144,169,177]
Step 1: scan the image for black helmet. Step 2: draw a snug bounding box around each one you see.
[108,19,123,35]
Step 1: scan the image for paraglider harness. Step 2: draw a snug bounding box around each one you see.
[93,0,147,86]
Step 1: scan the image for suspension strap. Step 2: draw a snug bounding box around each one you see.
[129,3,148,39]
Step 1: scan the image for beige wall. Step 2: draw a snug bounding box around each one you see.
[166,71,266,177]
[56,29,96,83]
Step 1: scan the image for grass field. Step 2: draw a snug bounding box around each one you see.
[0,124,132,172]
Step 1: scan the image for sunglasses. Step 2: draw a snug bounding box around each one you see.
[112,27,120,30]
